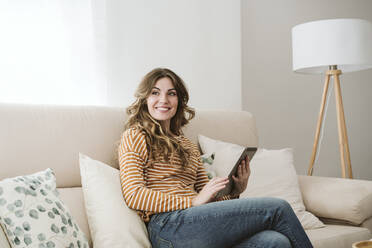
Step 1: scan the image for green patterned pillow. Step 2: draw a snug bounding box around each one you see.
[201,152,216,179]
[0,169,89,248]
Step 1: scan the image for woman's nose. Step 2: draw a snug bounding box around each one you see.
[159,93,169,102]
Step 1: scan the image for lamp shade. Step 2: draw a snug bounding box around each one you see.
[292,18,372,74]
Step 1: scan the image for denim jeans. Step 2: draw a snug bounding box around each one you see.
[147,197,313,248]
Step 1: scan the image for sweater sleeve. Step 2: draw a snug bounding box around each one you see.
[118,128,193,213]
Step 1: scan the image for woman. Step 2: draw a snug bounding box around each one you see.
[118,68,313,248]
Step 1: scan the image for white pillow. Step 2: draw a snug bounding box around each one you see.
[198,134,325,230]
[0,169,89,248]
[199,135,245,178]
[79,153,151,248]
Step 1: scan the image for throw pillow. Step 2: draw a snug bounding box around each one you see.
[0,169,89,248]
[198,134,325,230]
[200,153,216,179]
[0,222,11,248]
[79,153,151,248]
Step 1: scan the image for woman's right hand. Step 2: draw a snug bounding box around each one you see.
[191,177,229,206]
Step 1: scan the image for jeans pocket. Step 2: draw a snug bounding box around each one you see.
[157,237,174,248]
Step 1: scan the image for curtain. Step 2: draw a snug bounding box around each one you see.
[0,0,107,106]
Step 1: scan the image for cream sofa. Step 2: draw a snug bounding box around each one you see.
[0,103,372,248]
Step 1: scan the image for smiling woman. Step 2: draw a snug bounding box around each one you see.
[118,67,314,248]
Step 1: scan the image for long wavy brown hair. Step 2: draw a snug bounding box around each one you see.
[125,68,195,167]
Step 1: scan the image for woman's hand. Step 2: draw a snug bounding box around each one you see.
[230,155,251,197]
[192,177,229,206]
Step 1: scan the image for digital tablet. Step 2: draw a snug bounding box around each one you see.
[214,147,257,198]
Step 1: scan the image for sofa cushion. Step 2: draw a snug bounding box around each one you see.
[198,134,324,230]
[79,154,151,248]
[305,224,371,248]
[298,175,372,225]
[0,169,89,248]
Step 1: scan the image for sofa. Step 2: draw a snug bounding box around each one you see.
[0,103,371,248]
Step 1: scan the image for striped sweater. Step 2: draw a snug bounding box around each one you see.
[118,127,233,222]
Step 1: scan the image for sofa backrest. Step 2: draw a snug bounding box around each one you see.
[0,103,258,246]
[0,103,259,187]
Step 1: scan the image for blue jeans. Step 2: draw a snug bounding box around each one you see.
[147,197,313,248]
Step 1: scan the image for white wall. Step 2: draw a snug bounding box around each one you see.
[241,0,372,180]
[105,0,242,111]
[0,1,107,106]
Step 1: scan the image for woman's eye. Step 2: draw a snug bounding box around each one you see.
[169,92,177,96]
[151,91,159,95]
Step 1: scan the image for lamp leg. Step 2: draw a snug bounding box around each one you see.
[334,74,353,178]
[308,74,331,176]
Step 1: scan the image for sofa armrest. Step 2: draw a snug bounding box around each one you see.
[298,175,372,225]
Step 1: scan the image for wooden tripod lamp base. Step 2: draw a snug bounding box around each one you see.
[308,67,353,179]
[292,19,372,178]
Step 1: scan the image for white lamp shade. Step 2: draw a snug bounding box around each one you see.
[292,18,372,74]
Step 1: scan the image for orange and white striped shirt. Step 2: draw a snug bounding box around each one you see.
[118,127,233,222]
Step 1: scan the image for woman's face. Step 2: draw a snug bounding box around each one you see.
[146,77,178,130]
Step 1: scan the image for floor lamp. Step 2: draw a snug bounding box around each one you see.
[291,19,372,178]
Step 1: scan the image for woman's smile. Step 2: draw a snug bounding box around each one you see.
[155,106,171,112]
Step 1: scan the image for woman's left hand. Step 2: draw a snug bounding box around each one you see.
[230,155,251,197]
